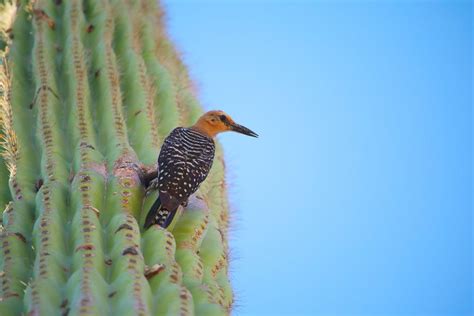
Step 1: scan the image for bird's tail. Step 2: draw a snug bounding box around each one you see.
[144,196,178,229]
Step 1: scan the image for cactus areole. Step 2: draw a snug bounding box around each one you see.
[0,0,238,315]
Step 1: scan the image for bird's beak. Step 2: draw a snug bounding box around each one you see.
[230,123,258,138]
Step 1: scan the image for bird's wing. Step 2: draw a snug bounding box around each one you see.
[157,128,215,203]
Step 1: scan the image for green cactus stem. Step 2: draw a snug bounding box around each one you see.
[0,0,234,315]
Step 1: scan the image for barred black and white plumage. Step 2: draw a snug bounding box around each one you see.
[144,127,215,228]
[144,110,257,229]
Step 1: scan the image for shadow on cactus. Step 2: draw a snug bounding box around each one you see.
[0,0,256,315]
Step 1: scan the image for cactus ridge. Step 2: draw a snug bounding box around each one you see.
[0,0,234,315]
[0,58,15,211]
[0,59,16,180]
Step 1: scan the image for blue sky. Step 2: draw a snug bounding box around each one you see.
[164,1,472,315]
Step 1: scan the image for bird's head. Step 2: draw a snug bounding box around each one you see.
[191,110,258,138]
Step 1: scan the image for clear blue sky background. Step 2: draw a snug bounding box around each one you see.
[164,1,472,315]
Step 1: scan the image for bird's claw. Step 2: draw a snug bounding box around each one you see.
[146,178,160,194]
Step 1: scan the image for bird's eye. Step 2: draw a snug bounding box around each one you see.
[219,115,227,122]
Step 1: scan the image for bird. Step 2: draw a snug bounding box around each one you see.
[144,110,258,229]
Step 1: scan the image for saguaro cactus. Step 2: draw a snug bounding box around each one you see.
[0,0,233,315]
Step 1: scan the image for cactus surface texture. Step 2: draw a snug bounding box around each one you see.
[0,1,233,315]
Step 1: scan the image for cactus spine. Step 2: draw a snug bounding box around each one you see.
[0,0,233,315]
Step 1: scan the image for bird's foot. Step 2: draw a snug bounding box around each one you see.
[145,178,160,194]
[140,164,159,187]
